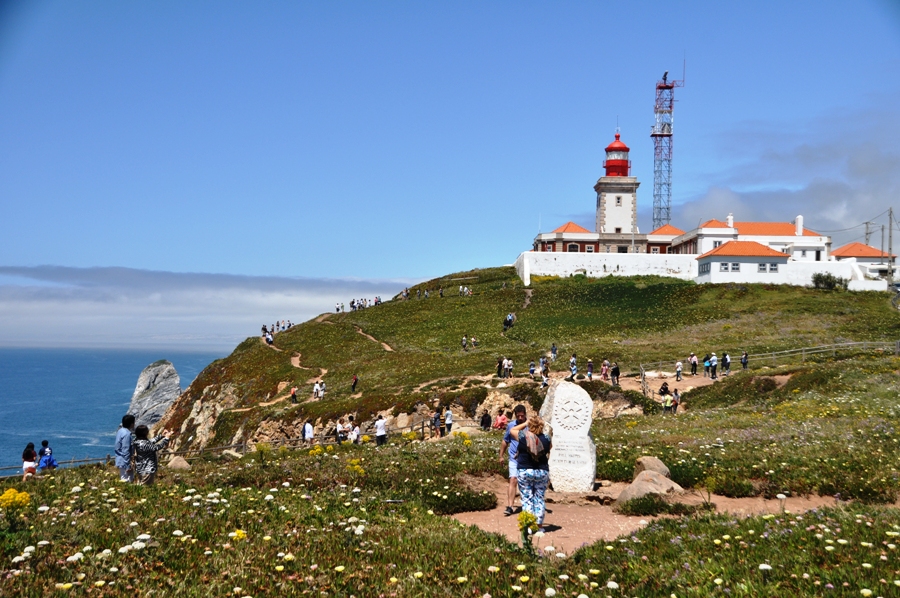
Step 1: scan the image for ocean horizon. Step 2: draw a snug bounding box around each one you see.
[0,347,227,473]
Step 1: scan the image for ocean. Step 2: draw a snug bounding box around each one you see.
[0,347,226,473]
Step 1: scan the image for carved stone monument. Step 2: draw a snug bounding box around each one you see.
[539,379,596,492]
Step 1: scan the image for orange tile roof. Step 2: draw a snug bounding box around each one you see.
[832,242,895,258]
[648,224,685,236]
[734,222,820,237]
[700,219,729,228]
[552,221,592,234]
[696,241,790,260]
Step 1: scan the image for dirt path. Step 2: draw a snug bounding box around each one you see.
[315,313,331,323]
[354,326,394,352]
[452,475,838,554]
[260,337,283,351]
[290,353,311,369]
[305,368,328,384]
[522,289,533,309]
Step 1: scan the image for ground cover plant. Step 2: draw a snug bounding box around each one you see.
[162,267,900,454]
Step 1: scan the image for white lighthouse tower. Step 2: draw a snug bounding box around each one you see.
[594,132,641,252]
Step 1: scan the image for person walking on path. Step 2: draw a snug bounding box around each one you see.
[587,359,594,381]
[444,406,454,434]
[675,360,683,382]
[662,392,674,414]
[600,360,609,381]
[433,408,443,437]
[703,354,711,378]
[462,335,468,351]
[690,352,698,376]
[741,351,749,371]
[508,414,552,529]
[550,343,558,361]
[499,405,528,516]
[290,386,298,404]
[132,425,171,486]
[610,362,620,386]
[496,357,504,378]
[374,415,387,446]
[710,353,719,380]
[672,389,681,415]
[349,416,360,444]
[568,354,577,379]
[722,352,731,376]
[114,414,136,482]
[351,374,358,393]
[303,420,315,444]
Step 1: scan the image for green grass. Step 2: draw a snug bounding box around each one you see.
[162,267,900,453]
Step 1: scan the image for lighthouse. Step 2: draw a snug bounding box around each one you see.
[594,132,641,249]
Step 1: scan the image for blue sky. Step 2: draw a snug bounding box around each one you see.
[1,1,899,347]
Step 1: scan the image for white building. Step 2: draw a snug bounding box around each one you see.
[832,242,896,278]
[669,213,830,261]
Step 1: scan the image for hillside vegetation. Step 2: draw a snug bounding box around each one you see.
[161,267,900,450]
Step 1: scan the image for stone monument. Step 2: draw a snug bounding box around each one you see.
[539,379,596,492]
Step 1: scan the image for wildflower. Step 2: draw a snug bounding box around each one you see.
[335,566,345,572]
[589,569,600,575]
[860,590,873,597]
[131,541,146,550]
[558,574,569,580]
[70,486,82,493]
[607,581,620,590]
[136,534,151,541]
[66,552,84,562]
[556,553,566,558]
[275,565,284,572]
[414,571,424,578]
[510,586,522,592]
[457,576,468,583]
[172,530,184,536]
[487,566,499,573]
[263,536,272,541]
[129,521,138,527]
[714,578,723,585]
[759,563,772,571]
[520,576,530,582]
[545,589,557,597]
[284,553,295,561]
[94,581,105,587]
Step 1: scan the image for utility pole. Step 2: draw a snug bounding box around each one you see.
[889,208,894,285]
[881,225,885,275]
[865,221,872,245]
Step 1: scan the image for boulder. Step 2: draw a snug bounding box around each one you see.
[167,456,191,470]
[633,456,670,480]
[222,449,244,460]
[128,360,182,428]
[616,470,684,504]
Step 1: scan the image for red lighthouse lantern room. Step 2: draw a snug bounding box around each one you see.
[603,132,630,177]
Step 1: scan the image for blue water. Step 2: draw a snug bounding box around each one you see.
[0,348,226,471]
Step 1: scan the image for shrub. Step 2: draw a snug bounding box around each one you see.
[812,272,849,291]
[615,494,703,516]
[705,473,755,498]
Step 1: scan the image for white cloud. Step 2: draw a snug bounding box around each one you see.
[0,267,417,350]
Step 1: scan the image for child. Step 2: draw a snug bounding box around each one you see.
[38,440,58,471]
[133,425,171,486]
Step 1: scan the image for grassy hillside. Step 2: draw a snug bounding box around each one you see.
[162,267,900,447]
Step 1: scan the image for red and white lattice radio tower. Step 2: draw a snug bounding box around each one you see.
[650,69,684,229]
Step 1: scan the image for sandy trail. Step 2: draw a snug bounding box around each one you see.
[305,368,328,384]
[522,289,533,309]
[354,326,394,352]
[452,475,838,554]
[260,338,282,351]
[315,313,331,323]
[290,353,311,369]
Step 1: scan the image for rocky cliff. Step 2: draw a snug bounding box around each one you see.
[128,360,182,427]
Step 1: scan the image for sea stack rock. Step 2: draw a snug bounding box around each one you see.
[538,379,596,492]
[128,360,182,428]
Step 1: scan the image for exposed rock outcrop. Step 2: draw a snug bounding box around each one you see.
[128,360,182,428]
[617,470,684,504]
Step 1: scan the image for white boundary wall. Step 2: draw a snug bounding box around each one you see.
[515,251,889,292]
[515,251,697,286]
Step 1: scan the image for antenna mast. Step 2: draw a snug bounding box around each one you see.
[650,70,684,229]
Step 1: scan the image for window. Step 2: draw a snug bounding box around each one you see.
[651,247,659,254]
[782,248,789,254]
[769,263,779,272]
[801,250,807,258]
[720,262,729,272]
[731,263,740,272]
[586,245,594,253]
[616,196,622,206]
[617,246,628,254]
[614,227,622,234]
[567,243,579,253]
[758,263,767,273]
[699,263,711,274]
[713,241,723,248]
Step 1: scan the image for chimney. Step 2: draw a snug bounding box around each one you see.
[795,215,803,236]
[726,213,734,227]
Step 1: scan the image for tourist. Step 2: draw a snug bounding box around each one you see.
[114,414,136,482]
[675,360,683,382]
[672,389,681,414]
[610,362,620,386]
[290,386,298,404]
[38,440,58,471]
[600,359,609,381]
[351,374,358,393]
[459,285,463,296]
[659,381,670,397]
[541,368,549,388]
[569,354,577,379]
[690,352,698,376]
[462,335,468,351]
[320,381,326,398]
[506,358,514,378]
[493,409,508,430]
[499,405,528,516]
[132,425,171,486]
[471,336,478,348]
[336,418,347,443]
[374,415,387,446]
[508,413,551,528]
[439,287,443,297]
[703,354,711,377]
[662,392,674,414]
[586,359,593,381]
[529,360,536,376]
[741,351,749,371]
[444,406,454,434]
[710,353,719,380]
[348,416,360,444]
[433,408,443,437]
[22,443,37,480]
[480,411,492,431]
[496,357,504,378]
[313,381,321,399]
[722,352,731,376]
[550,343,558,361]
[304,420,314,444]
